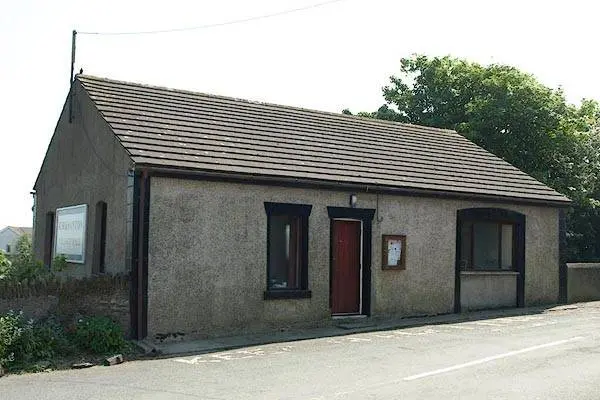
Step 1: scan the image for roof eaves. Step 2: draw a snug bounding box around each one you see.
[137,163,572,208]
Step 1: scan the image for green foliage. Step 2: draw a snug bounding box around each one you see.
[74,316,126,355]
[51,255,68,272]
[347,54,600,261]
[0,311,24,368]
[0,312,74,370]
[2,236,71,283]
[28,317,75,361]
[11,235,34,269]
[6,235,47,283]
[0,252,13,280]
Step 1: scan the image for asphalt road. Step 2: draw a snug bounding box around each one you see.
[2,304,600,399]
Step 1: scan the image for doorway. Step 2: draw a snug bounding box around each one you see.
[327,206,375,316]
[331,219,362,315]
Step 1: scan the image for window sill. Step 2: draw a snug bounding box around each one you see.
[264,290,312,300]
[460,270,519,276]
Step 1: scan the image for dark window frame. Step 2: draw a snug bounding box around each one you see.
[463,220,516,271]
[455,208,526,312]
[264,202,312,300]
[93,201,108,274]
[43,211,55,267]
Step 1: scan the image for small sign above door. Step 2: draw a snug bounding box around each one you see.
[382,235,406,270]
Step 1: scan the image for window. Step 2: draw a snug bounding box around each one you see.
[43,212,55,267]
[6,244,11,253]
[264,202,312,299]
[460,221,514,270]
[93,201,108,274]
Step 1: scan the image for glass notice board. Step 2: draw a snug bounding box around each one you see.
[382,235,406,270]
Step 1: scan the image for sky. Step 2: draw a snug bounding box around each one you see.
[1,0,599,228]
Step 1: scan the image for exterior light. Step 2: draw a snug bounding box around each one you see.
[350,194,358,208]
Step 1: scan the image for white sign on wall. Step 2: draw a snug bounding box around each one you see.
[54,204,87,263]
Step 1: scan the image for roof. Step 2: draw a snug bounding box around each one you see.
[0,226,32,236]
[77,75,570,206]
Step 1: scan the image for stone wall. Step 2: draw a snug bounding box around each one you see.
[0,274,130,337]
[567,263,600,303]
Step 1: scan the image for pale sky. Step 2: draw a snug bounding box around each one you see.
[1,0,599,227]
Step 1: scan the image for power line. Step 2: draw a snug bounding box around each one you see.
[78,0,348,36]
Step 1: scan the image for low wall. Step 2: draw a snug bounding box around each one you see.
[0,274,130,337]
[460,271,518,311]
[568,263,600,303]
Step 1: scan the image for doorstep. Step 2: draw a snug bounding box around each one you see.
[138,301,600,357]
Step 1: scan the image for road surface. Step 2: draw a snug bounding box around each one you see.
[2,304,600,399]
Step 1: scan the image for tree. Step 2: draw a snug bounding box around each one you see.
[6,235,46,282]
[346,55,600,261]
[0,252,12,281]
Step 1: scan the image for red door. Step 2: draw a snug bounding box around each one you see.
[331,220,361,314]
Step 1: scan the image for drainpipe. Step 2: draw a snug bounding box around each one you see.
[558,209,568,304]
[136,169,149,340]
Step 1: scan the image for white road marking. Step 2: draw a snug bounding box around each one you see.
[374,333,396,338]
[173,345,294,365]
[510,316,542,322]
[473,321,505,327]
[490,318,519,324]
[531,321,558,327]
[347,337,372,342]
[416,329,438,335]
[445,325,474,330]
[403,336,585,381]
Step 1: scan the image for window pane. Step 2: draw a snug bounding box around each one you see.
[473,222,499,269]
[460,221,473,269]
[501,224,513,269]
[268,215,301,289]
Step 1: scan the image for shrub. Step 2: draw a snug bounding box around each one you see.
[51,255,68,272]
[2,236,71,284]
[29,317,74,360]
[0,312,75,370]
[74,316,126,355]
[0,311,25,368]
[6,235,48,283]
[0,252,13,281]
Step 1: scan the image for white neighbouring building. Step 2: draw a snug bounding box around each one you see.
[0,226,32,255]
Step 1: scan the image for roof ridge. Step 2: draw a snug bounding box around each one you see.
[76,74,458,135]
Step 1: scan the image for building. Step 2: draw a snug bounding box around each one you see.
[33,75,570,340]
[0,226,32,255]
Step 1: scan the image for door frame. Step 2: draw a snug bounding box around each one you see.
[327,206,375,317]
[331,218,363,315]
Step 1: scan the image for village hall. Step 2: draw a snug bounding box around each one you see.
[33,75,570,340]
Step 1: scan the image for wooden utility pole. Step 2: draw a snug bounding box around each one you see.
[69,29,77,123]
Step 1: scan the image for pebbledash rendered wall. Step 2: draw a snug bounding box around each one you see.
[147,177,560,338]
[33,82,132,277]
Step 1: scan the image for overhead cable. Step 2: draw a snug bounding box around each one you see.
[78,0,347,36]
